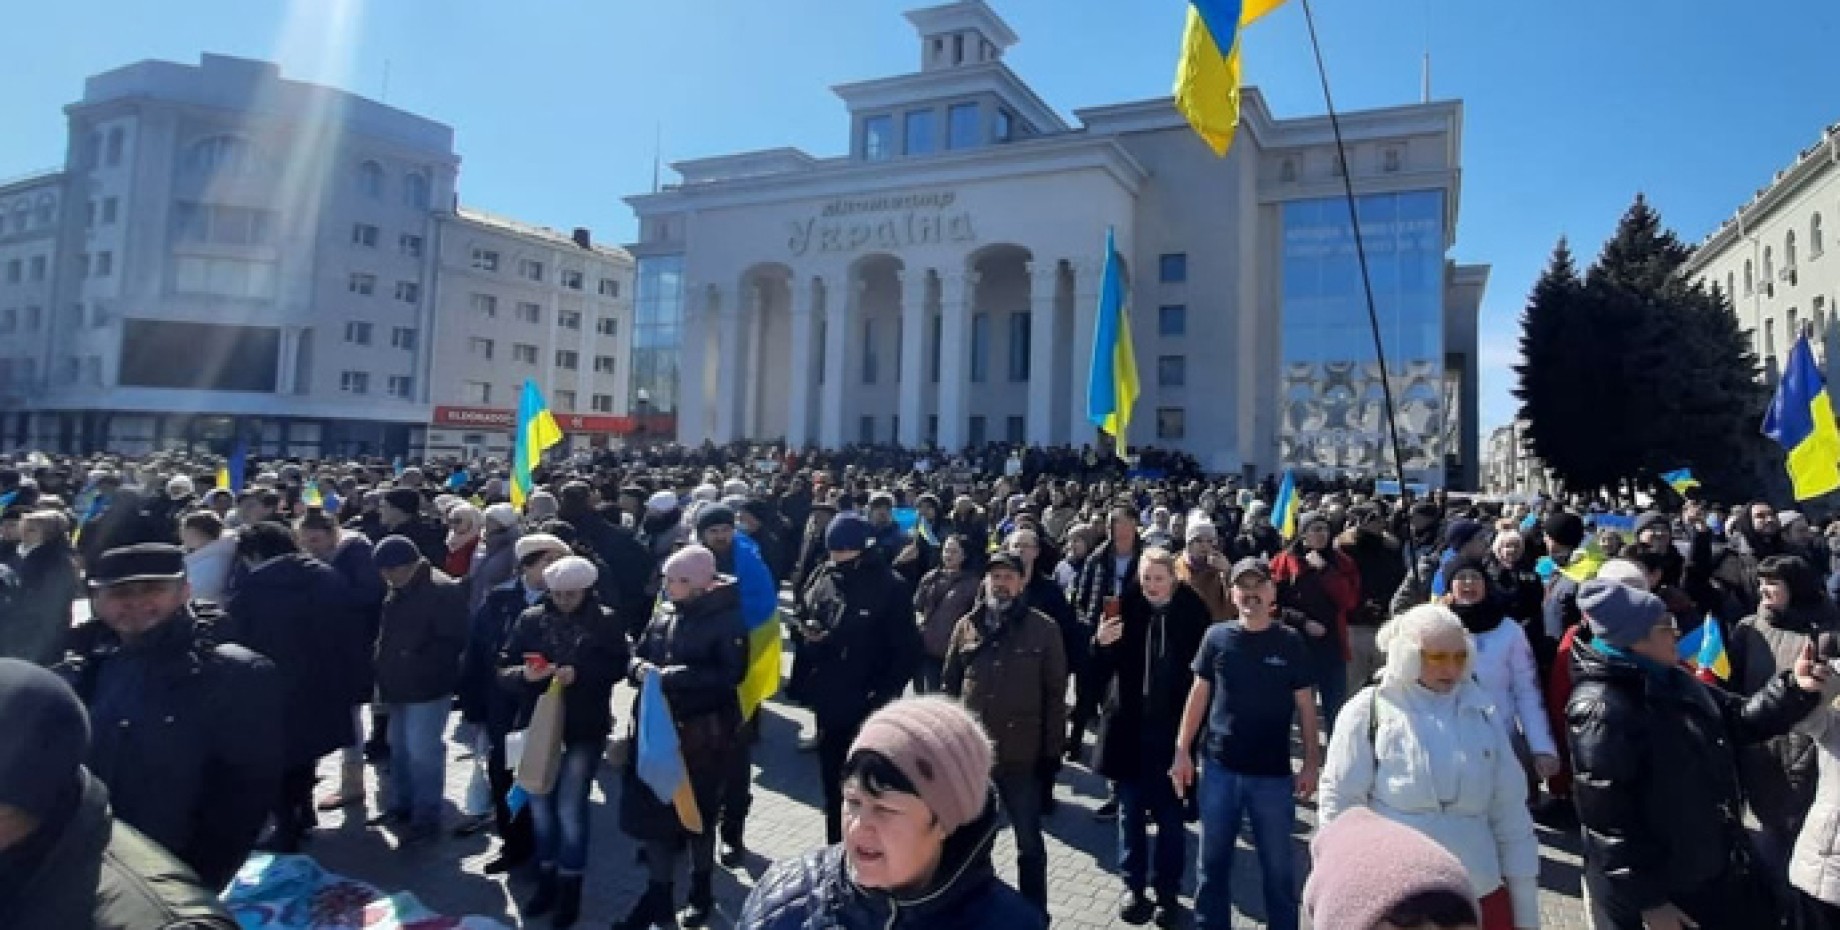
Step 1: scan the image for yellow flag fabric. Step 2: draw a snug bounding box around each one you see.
[1174,0,1288,158]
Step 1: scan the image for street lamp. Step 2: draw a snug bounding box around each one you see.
[633,388,652,447]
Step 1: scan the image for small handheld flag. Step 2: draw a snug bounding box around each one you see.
[636,673,704,833]
[1763,335,1840,501]
[1678,617,1731,684]
[1661,468,1701,495]
[1272,470,1299,541]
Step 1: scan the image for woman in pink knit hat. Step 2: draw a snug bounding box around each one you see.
[736,696,1046,930]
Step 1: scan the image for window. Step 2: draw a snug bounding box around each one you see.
[863,115,894,162]
[561,270,584,291]
[85,201,96,228]
[344,321,373,345]
[553,389,576,411]
[352,223,379,247]
[1817,296,1828,337]
[904,110,935,156]
[102,197,118,225]
[399,233,424,258]
[1764,246,1775,285]
[555,349,579,370]
[927,414,939,445]
[171,256,276,298]
[394,281,420,303]
[1331,152,1346,177]
[390,327,416,350]
[860,416,876,445]
[186,135,256,175]
[1766,318,1777,358]
[517,301,542,324]
[947,103,980,150]
[60,357,78,384]
[471,293,498,317]
[471,248,500,271]
[1745,260,1755,295]
[953,33,965,64]
[4,260,17,284]
[65,302,83,330]
[1383,147,1402,173]
[969,312,988,382]
[89,303,109,327]
[403,172,430,210]
[463,380,492,404]
[33,196,52,226]
[105,128,124,167]
[0,308,14,332]
[862,317,878,384]
[1159,253,1187,283]
[512,343,538,364]
[518,258,544,282]
[1790,307,1801,342]
[1157,407,1186,440]
[172,203,275,245]
[1008,312,1031,381]
[593,355,616,374]
[1006,416,1025,444]
[591,393,614,413]
[24,306,40,330]
[1787,231,1799,271]
[1158,304,1187,336]
[596,316,618,336]
[94,252,112,277]
[387,375,413,398]
[29,256,44,282]
[348,273,375,295]
[559,310,582,330]
[968,415,987,446]
[1726,273,1735,300]
[339,370,370,394]
[1158,355,1187,387]
[468,336,494,360]
[1815,214,1827,259]
[995,109,1013,143]
[599,277,620,298]
[357,161,383,198]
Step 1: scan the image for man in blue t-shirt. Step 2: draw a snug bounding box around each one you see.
[1173,557,1317,930]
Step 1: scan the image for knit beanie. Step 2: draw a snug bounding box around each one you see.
[383,488,422,515]
[514,533,571,562]
[1544,512,1585,549]
[0,658,90,821]
[1304,807,1476,930]
[825,513,871,553]
[848,696,993,834]
[525,490,560,522]
[373,534,420,569]
[646,490,680,515]
[663,544,718,588]
[696,503,736,535]
[1579,577,1667,648]
[483,502,520,531]
[542,555,600,593]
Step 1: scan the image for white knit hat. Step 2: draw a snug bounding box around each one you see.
[515,533,571,562]
[543,555,599,593]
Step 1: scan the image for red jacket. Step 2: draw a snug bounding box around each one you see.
[1270,546,1361,660]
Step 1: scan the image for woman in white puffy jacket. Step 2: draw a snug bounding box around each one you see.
[1444,556,1561,788]
[179,510,238,603]
[1321,603,1541,930]
[1788,667,1840,928]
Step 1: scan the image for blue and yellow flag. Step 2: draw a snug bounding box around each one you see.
[1763,335,1840,501]
[302,484,323,508]
[1175,0,1288,157]
[1660,468,1701,495]
[1678,617,1731,683]
[1272,469,1299,540]
[511,380,563,509]
[636,673,704,833]
[218,437,247,496]
[1086,228,1140,459]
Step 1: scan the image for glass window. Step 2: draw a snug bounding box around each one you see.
[471,248,500,271]
[517,302,542,324]
[553,390,576,411]
[349,273,375,295]
[1156,407,1186,440]
[1788,231,1799,270]
[562,270,584,290]
[559,310,582,330]
[357,161,383,198]
[1159,304,1187,336]
[860,416,876,445]
[862,317,878,384]
[995,109,1013,143]
[1745,260,1755,295]
[403,173,430,209]
[1157,355,1186,387]
[1815,214,1827,258]
[399,234,423,257]
[512,343,537,364]
[391,327,416,350]
[102,197,118,224]
[105,129,125,167]
[1006,416,1025,444]
[599,278,620,298]
[4,260,16,283]
[594,355,616,374]
[352,224,378,247]
[970,312,989,382]
[556,350,579,370]
[1159,253,1187,283]
[519,259,544,282]
[968,415,986,446]
[94,252,112,277]
[469,336,494,359]
[904,110,935,156]
[1008,312,1031,381]
[471,293,498,317]
[387,375,413,398]
[340,371,369,394]
[863,116,893,162]
[948,103,980,150]
[597,316,618,336]
[394,281,420,303]
[464,380,492,404]
[1790,307,1801,342]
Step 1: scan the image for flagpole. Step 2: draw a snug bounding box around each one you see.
[1297,0,1420,585]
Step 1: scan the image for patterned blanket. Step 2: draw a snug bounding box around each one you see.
[222,854,510,930]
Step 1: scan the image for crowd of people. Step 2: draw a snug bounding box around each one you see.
[8,440,1840,930]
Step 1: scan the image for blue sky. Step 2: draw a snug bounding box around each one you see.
[5,0,1837,437]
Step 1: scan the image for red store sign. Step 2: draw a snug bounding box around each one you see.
[431,406,674,436]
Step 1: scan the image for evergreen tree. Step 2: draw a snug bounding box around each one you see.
[1514,237,1605,491]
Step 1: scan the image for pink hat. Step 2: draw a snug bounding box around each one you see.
[662,544,718,589]
[848,697,992,834]
[1303,808,1476,930]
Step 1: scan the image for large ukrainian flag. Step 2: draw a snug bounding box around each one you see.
[1175,0,1288,157]
[1763,335,1840,501]
[512,379,564,508]
[1086,228,1140,459]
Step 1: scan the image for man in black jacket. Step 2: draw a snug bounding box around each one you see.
[58,543,283,892]
[370,536,469,844]
[557,480,653,625]
[1567,577,1826,930]
[796,513,922,843]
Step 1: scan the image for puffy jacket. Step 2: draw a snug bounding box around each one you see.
[1174,554,1233,622]
[797,553,922,727]
[1730,599,1839,838]
[1566,637,1819,915]
[943,600,1068,774]
[736,794,1044,930]
[221,553,365,765]
[630,579,748,724]
[914,567,980,660]
[460,579,538,734]
[4,541,77,666]
[1463,611,1557,758]
[61,607,283,891]
[1790,678,1840,905]
[374,563,469,704]
[182,533,238,604]
[563,508,654,622]
[1091,584,1211,782]
[1322,681,1541,930]
[1338,529,1406,628]
[499,593,629,744]
[321,531,385,703]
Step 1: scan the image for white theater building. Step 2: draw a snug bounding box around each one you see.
[627,0,1487,484]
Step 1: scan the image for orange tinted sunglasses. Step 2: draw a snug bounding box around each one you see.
[1421,650,1470,665]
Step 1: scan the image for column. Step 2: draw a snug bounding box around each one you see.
[937,270,976,451]
[712,288,742,443]
[1026,261,1058,447]
[786,276,817,448]
[1068,260,1103,445]
[897,268,928,449]
[818,278,856,449]
[677,283,711,446]
[743,284,766,439]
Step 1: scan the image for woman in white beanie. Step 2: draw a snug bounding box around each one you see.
[1320,604,1541,930]
[497,554,629,928]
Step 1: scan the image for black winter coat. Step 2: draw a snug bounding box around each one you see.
[5,542,77,666]
[630,579,748,724]
[374,563,469,704]
[61,607,283,892]
[736,794,1044,930]
[498,594,628,744]
[461,580,536,735]
[1092,584,1211,782]
[221,554,363,765]
[563,508,654,622]
[797,553,923,727]
[322,532,385,702]
[1566,638,1819,915]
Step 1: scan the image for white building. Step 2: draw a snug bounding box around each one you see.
[627,0,1488,485]
[1684,122,1840,383]
[1480,421,1552,496]
[0,53,633,460]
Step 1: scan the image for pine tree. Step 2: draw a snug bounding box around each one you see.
[1515,237,1596,491]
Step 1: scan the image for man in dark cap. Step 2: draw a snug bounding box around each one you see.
[58,543,283,892]
[368,535,468,844]
[380,488,446,563]
[0,657,240,929]
[695,501,779,865]
[557,479,651,624]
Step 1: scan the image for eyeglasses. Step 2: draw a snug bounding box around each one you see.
[1420,650,1469,665]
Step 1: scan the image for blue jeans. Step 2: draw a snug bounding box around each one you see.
[529,739,604,874]
[1115,770,1187,899]
[384,698,450,828]
[1313,649,1347,737]
[1195,759,1298,930]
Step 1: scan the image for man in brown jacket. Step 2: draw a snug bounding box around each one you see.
[943,551,1068,914]
[1174,520,1235,622]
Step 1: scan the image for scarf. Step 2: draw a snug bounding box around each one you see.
[1449,597,1504,636]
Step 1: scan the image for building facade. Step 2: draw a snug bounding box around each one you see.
[1684,122,1840,385]
[1480,421,1553,496]
[627,0,1487,485]
[0,53,635,460]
